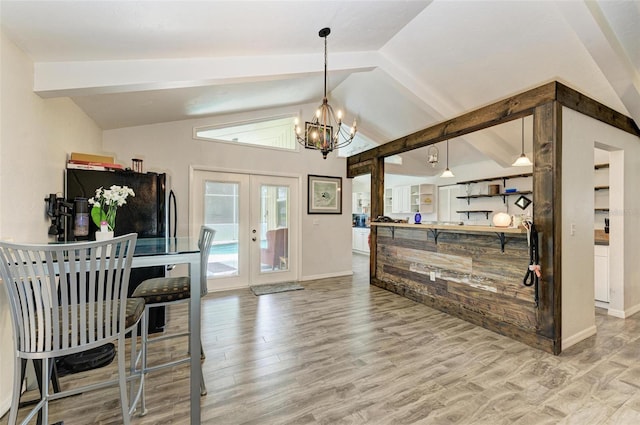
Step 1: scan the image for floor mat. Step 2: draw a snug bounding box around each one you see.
[250,282,304,296]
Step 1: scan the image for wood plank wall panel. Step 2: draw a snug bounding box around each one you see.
[372,226,547,351]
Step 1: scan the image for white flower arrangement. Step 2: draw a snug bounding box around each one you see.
[88,185,135,232]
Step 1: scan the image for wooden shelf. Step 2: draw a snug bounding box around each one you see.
[595,163,609,170]
[595,208,610,213]
[457,173,532,186]
[456,210,492,219]
[456,190,533,205]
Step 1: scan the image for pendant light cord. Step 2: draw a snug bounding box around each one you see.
[446,140,449,168]
[521,118,525,154]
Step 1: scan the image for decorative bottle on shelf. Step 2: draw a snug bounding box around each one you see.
[414,212,422,224]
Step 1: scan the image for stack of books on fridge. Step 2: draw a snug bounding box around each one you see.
[66,152,124,171]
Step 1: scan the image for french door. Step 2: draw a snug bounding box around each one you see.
[190,169,299,291]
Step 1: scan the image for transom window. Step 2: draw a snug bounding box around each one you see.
[194,116,297,151]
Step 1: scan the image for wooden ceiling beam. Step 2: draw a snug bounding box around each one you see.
[347,81,640,178]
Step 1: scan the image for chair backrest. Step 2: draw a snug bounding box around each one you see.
[198,226,216,297]
[0,234,137,357]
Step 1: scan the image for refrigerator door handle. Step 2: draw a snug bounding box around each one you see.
[169,190,177,237]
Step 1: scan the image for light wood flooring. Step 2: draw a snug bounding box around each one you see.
[4,253,640,424]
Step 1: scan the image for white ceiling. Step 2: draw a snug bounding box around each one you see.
[1,0,638,169]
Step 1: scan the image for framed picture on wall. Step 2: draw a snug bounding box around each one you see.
[308,174,342,214]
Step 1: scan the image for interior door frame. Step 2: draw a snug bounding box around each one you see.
[189,165,302,290]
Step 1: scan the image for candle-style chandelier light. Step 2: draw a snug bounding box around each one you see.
[295,27,357,159]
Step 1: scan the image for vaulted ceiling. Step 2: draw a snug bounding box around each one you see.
[1,1,638,169]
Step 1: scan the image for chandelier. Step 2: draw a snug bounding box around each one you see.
[295,27,357,159]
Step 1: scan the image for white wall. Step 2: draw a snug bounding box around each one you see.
[561,108,597,349]
[561,107,640,348]
[0,31,103,416]
[102,105,353,281]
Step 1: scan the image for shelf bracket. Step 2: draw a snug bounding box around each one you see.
[428,228,439,245]
[495,232,506,252]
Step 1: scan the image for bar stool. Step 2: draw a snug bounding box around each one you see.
[131,226,215,412]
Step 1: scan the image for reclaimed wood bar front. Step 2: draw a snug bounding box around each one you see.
[370,222,551,350]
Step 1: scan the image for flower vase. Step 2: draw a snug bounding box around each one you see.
[95,230,114,241]
[95,231,114,257]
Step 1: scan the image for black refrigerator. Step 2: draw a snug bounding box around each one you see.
[65,168,173,332]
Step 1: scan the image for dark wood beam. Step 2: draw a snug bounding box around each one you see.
[347,82,559,170]
[556,82,640,136]
[533,101,562,355]
[347,81,639,175]
[369,157,384,278]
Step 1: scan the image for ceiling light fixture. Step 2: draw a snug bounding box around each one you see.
[295,27,357,159]
[441,140,455,178]
[427,145,439,167]
[512,117,533,167]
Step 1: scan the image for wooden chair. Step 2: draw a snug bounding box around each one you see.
[0,234,144,425]
[130,226,215,413]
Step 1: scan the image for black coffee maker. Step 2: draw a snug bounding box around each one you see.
[73,198,90,240]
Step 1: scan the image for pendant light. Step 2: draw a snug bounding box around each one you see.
[294,27,357,159]
[512,117,533,167]
[441,140,455,178]
[427,145,439,167]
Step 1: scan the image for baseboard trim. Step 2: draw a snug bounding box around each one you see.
[562,325,597,350]
[301,270,353,282]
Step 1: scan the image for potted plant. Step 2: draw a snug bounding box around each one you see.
[88,185,135,239]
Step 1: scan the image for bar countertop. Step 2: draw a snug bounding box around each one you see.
[370,222,527,234]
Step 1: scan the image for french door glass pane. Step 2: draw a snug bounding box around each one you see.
[259,184,289,273]
[205,181,239,277]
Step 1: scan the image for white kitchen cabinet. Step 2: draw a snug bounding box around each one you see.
[392,186,411,214]
[594,245,609,303]
[352,227,370,254]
